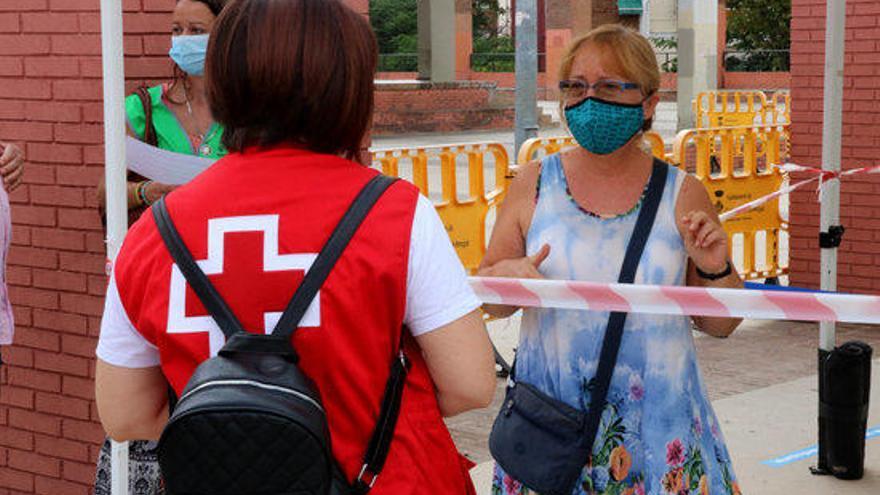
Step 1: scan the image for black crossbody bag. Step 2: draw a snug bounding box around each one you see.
[153,175,408,495]
[488,160,668,495]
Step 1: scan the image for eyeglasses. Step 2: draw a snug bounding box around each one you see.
[558,79,641,103]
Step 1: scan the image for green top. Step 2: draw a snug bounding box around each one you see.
[125,84,227,159]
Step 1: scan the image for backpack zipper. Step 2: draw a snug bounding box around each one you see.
[176,379,325,413]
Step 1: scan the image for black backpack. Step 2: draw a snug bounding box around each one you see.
[152,175,408,495]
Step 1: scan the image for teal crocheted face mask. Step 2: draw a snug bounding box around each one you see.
[564,97,645,155]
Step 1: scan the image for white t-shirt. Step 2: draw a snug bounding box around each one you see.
[97,195,481,368]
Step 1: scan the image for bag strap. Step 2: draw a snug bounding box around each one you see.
[153,197,246,339]
[134,85,159,147]
[582,159,669,458]
[348,337,410,494]
[271,174,397,338]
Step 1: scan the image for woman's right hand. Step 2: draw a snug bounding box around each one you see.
[478,244,550,279]
[143,181,177,205]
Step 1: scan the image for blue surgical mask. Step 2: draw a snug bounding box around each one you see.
[564,97,645,155]
[169,34,210,76]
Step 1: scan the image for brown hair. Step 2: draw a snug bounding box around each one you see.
[206,0,377,159]
[559,24,660,130]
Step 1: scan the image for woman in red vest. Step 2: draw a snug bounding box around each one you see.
[94,0,496,493]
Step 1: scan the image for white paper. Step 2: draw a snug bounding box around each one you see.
[125,137,216,185]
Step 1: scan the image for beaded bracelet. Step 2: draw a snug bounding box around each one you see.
[136,180,153,206]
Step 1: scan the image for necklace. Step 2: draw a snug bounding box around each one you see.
[184,89,213,156]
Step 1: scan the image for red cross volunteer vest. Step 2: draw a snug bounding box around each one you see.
[113,146,476,494]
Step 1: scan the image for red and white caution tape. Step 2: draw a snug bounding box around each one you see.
[718,162,880,222]
[470,276,880,324]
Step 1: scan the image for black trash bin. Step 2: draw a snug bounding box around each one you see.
[814,341,872,480]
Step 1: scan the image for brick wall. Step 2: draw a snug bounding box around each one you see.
[0,1,179,493]
[789,0,880,293]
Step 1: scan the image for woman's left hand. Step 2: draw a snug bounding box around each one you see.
[681,210,728,274]
[0,142,24,192]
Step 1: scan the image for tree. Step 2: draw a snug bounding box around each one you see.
[370,0,418,71]
[726,0,791,72]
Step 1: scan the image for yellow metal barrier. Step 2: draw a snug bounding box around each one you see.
[672,124,790,280]
[371,143,511,274]
[517,132,669,165]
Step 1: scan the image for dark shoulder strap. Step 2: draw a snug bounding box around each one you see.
[134,85,158,147]
[583,159,669,456]
[271,174,397,338]
[153,198,246,339]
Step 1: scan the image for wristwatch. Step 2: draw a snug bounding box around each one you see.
[696,260,732,280]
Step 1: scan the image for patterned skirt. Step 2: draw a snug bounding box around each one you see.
[94,438,164,495]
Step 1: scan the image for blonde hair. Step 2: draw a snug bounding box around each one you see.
[559,24,661,131]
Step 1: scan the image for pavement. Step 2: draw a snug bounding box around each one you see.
[447,317,880,494]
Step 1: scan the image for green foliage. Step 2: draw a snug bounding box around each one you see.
[726,0,791,71]
[651,37,678,73]
[472,0,514,72]
[370,0,418,71]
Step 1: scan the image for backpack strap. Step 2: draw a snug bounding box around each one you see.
[153,198,246,339]
[582,159,669,460]
[271,174,397,337]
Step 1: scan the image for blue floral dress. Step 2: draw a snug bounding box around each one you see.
[492,154,740,495]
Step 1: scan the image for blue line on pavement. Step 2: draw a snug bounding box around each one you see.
[763,426,880,467]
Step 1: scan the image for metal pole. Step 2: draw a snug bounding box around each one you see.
[100,0,129,493]
[819,0,846,352]
[514,0,538,157]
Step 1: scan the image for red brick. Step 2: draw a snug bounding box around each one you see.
[2,346,33,368]
[21,13,78,33]
[50,34,101,56]
[0,426,34,451]
[0,386,34,410]
[60,418,104,444]
[61,460,97,486]
[87,274,108,296]
[11,327,60,352]
[0,12,19,31]
[34,351,89,378]
[32,269,87,293]
[30,185,84,208]
[23,56,79,77]
[61,334,96,359]
[0,467,34,492]
[23,101,81,123]
[58,252,105,275]
[61,376,94,401]
[34,475,89,495]
[55,165,102,190]
[58,208,101,230]
[7,407,62,435]
[8,449,60,478]
[0,35,49,55]
[35,392,90,420]
[124,13,171,33]
[52,80,102,101]
[9,286,59,311]
[26,143,82,164]
[6,265,32,286]
[32,309,88,335]
[31,227,85,251]
[0,0,47,11]
[0,121,52,142]
[8,246,58,268]
[19,164,56,185]
[59,292,104,317]
[54,124,103,144]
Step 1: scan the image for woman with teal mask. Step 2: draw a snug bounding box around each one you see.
[480,25,745,495]
[97,0,227,228]
[94,1,227,493]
